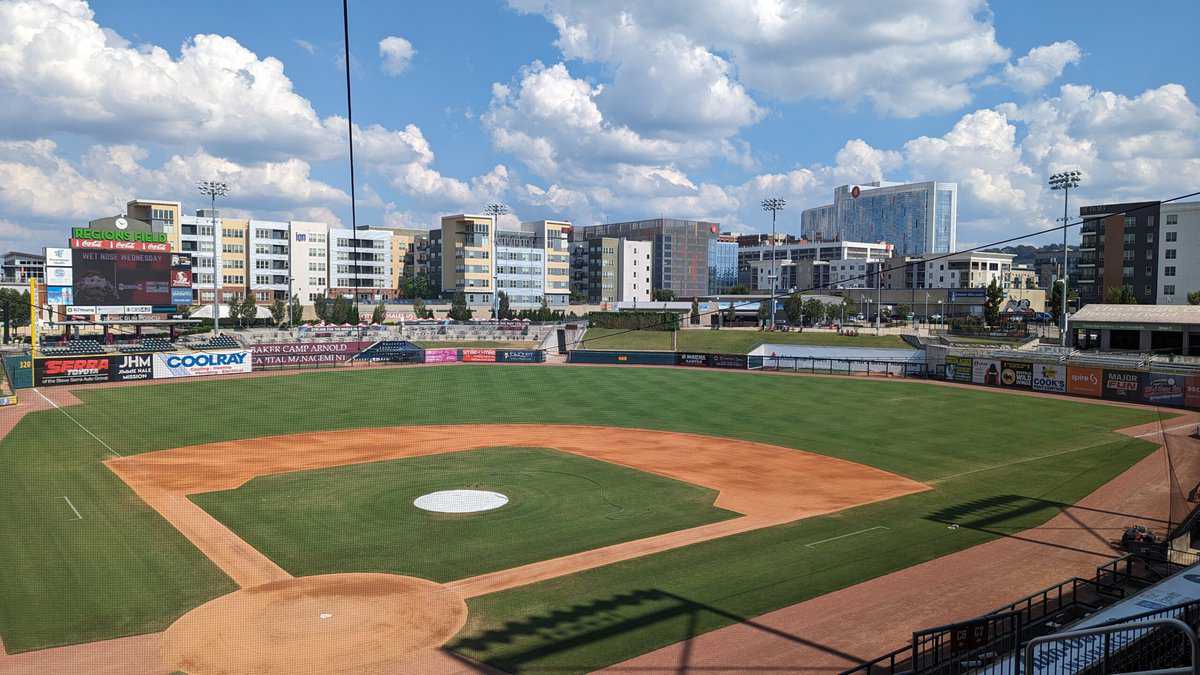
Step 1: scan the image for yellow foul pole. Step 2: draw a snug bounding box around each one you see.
[28,278,37,358]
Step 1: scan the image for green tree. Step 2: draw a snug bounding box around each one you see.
[400,275,431,300]
[569,290,587,304]
[288,294,303,326]
[448,290,472,321]
[895,304,912,320]
[269,298,287,327]
[1189,291,1200,305]
[724,301,737,325]
[1048,282,1079,323]
[757,298,771,326]
[0,288,31,343]
[690,297,700,325]
[371,299,386,324]
[653,288,676,301]
[984,279,1004,326]
[226,295,242,328]
[728,284,751,295]
[330,295,353,324]
[313,295,329,322]
[497,291,513,320]
[1104,285,1138,304]
[842,296,858,321]
[783,292,804,326]
[240,293,258,327]
[412,297,432,319]
[802,298,825,326]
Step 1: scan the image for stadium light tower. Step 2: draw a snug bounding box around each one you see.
[1048,170,1082,347]
[761,198,786,329]
[197,180,229,336]
[483,202,508,319]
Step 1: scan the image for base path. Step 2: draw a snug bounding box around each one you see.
[607,412,1200,673]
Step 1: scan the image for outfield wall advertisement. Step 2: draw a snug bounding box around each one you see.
[1102,369,1142,402]
[152,350,251,379]
[422,348,459,363]
[462,349,498,363]
[999,360,1032,389]
[945,355,973,383]
[1067,366,1103,397]
[252,341,370,367]
[1031,363,1066,393]
[33,354,154,386]
[971,359,1001,386]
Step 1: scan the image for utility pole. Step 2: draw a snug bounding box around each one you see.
[1048,171,1081,347]
[761,198,785,329]
[197,180,229,336]
[484,203,508,320]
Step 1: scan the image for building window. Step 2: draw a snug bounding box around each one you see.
[1166,214,1178,225]
[1165,285,1176,295]
[1166,231,1177,242]
[1165,266,1176,277]
[1147,232,1154,243]
[1166,249,1177,259]
[1146,250,1154,260]
[1124,216,1136,227]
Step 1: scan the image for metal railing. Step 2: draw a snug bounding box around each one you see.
[757,356,927,377]
[1024,618,1198,675]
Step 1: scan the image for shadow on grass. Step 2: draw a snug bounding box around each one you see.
[448,588,866,673]
[925,494,1165,560]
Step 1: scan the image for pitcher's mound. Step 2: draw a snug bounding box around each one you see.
[161,573,468,674]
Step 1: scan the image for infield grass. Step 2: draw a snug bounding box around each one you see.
[0,365,1168,663]
[191,446,737,582]
[580,327,913,352]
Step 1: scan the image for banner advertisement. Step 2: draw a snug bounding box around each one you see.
[1139,373,1185,407]
[46,286,73,306]
[1067,366,1103,397]
[353,341,422,363]
[66,305,96,315]
[44,247,71,266]
[152,350,251,379]
[971,359,1001,386]
[45,266,73,285]
[462,348,497,363]
[1102,369,1142,402]
[710,353,749,369]
[97,306,126,315]
[1032,363,1066,393]
[496,349,542,363]
[999,360,1033,389]
[252,341,370,367]
[676,352,710,367]
[171,288,193,305]
[34,357,111,385]
[1187,377,1200,410]
[71,238,171,253]
[945,355,973,383]
[422,348,459,364]
[110,354,154,382]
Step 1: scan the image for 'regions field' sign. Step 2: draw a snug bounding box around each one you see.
[72,227,168,244]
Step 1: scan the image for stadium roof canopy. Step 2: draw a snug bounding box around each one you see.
[1071,304,1200,327]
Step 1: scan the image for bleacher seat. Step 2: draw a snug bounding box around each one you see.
[41,339,105,356]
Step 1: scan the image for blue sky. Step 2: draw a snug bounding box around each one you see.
[2,0,1198,252]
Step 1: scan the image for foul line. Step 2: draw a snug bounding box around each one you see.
[804,526,889,548]
[1136,423,1197,438]
[62,496,83,521]
[33,388,122,458]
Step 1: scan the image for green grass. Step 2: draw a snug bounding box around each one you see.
[412,340,538,348]
[191,447,737,582]
[580,327,913,352]
[0,365,1168,662]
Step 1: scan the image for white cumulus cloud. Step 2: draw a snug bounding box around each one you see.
[378,36,416,76]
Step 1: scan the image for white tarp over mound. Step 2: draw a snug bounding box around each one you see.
[413,490,509,513]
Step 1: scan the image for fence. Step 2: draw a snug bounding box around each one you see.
[753,355,927,377]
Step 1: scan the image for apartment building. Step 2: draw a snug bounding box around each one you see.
[126,199,182,251]
[1076,201,1160,305]
[924,251,1016,289]
[740,239,893,291]
[289,221,328,303]
[439,215,570,307]
[1159,201,1200,305]
[571,237,653,304]
[440,214,494,305]
[179,211,246,304]
[329,228,393,301]
[573,218,718,299]
[248,220,291,302]
[1,251,44,283]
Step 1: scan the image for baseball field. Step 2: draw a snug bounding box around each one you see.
[0,364,1171,673]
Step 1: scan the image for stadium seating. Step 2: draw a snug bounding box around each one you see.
[119,338,175,354]
[40,339,105,356]
[192,334,242,350]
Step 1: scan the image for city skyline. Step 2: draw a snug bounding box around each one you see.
[1,0,1198,256]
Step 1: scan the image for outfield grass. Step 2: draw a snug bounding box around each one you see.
[0,365,1167,662]
[192,446,737,582]
[580,327,913,352]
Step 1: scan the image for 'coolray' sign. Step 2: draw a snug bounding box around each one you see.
[153,350,251,379]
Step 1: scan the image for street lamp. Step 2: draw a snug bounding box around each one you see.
[1048,170,1082,346]
[197,180,229,335]
[483,202,508,319]
[762,198,786,329]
